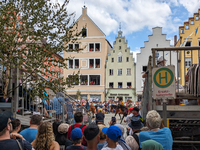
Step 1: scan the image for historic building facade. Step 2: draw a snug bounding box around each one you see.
[105,30,135,102]
[136,27,177,101]
[64,6,112,101]
[175,9,200,85]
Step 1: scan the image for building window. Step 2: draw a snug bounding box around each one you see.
[181,29,184,34]
[69,44,73,50]
[89,43,94,52]
[108,97,115,100]
[82,28,87,37]
[119,39,121,42]
[95,43,100,51]
[68,43,79,51]
[89,59,100,68]
[69,59,73,69]
[119,46,121,50]
[89,75,100,85]
[196,16,199,20]
[185,41,191,47]
[185,58,192,68]
[127,68,131,75]
[68,75,79,85]
[113,50,115,53]
[141,80,144,87]
[155,52,159,58]
[75,44,79,50]
[112,58,114,62]
[75,59,79,68]
[142,66,147,72]
[69,59,79,69]
[191,20,194,25]
[126,57,129,62]
[118,82,122,88]
[89,59,94,68]
[118,69,122,75]
[109,69,114,75]
[80,75,88,85]
[95,59,100,68]
[109,82,113,88]
[125,49,127,52]
[89,43,100,52]
[127,82,132,88]
[186,25,189,29]
[118,56,122,62]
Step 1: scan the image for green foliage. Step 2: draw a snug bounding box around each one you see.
[0,0,81,98]
[75,89,81,99]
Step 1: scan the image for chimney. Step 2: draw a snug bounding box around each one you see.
[174,35,177,46]
[82,5,87,16]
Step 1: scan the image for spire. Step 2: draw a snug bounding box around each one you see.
[83,1,86,8]
[118,22,122,37]
[82,2,87,15]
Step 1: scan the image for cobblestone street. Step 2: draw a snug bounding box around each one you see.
[104,113,127,128]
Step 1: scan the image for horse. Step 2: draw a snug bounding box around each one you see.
[111,104,128,124]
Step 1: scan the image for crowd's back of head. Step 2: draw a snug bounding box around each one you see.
[30,115,42,126]
[74,111,83,123]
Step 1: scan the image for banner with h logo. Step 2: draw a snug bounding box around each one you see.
[152,66,175,99]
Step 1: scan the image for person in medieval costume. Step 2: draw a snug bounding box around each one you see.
[127,99,133,109]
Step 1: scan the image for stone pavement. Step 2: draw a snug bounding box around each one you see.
[104,113,127,129]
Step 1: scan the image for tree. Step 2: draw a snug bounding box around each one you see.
[0,0,80,101]
[75,89,81,100]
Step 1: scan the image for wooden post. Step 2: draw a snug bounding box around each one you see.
[163,99,167,127]
[148,56,152,111]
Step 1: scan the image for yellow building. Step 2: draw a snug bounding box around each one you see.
[175,9,200,85]
[64,6,112,101]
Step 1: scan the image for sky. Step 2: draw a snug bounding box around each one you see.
[63,0,200,60]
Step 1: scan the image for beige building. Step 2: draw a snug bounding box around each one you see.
[175,9,200,85]
[106,30,136,102]
[64,6,112,101]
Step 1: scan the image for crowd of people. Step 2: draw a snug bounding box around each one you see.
[0,100,173,150]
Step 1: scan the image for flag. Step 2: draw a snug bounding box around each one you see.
[195,27,198,36]
[180,32,193,47]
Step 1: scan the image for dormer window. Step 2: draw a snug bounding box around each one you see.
[191,20,194,25]
[82,28,87,37]
[196,16,199,20]
[181,29,184,34]
[186,25,189,29]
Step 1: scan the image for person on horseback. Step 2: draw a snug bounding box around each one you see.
[118,97,124,106]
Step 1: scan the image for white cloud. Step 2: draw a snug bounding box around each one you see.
[131,47,141,62]
[65,0,172,36]
[173,17,181,23]
[178,0,200,15]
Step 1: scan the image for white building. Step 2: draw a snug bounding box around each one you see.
[136,27,177,101]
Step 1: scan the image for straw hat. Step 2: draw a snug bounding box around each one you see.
[127,99,132,102]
